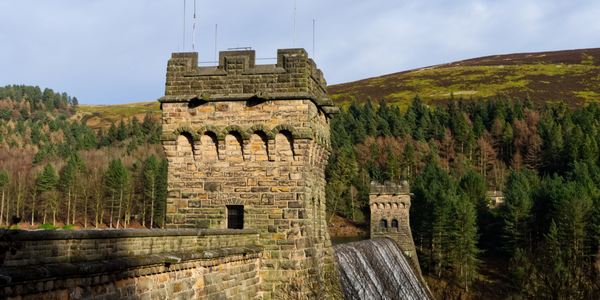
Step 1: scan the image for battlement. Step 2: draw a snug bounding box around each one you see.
[158,49,338,115]
[369,180,410,197]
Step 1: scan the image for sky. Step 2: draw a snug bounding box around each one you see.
[1,0,599,105]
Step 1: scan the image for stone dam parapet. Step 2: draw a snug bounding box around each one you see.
[0,228,262,299]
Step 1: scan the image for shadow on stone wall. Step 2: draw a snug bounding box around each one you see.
[0,228,264,299]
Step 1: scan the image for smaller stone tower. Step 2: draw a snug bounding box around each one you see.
[369,180,420,271]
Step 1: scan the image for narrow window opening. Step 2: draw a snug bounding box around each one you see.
[380,219,388,228]
[391,219,399,228]
[227,205,244,229]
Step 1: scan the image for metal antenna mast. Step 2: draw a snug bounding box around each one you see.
[183,0,186,52]
[193,0,196,52]
[215,24,218,66]
[294,0,296,48]
[313,20,315,59]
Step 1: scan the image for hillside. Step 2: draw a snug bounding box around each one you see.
[75,48,600,126]
[328,48,600,109]
[76,101,161,129]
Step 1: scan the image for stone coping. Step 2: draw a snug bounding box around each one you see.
[157,92,340,114]
[6,228,260,241]
[369,180,411,195]
[0,247,264,286]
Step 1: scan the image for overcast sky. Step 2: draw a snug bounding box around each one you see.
[1,0,599,105]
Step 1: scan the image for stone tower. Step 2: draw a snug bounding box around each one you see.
[369,180,420,271]
[159,49,339,298]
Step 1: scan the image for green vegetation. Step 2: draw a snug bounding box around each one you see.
[0,84,166,229]
[76,101,161,130]
[328,48,600,110]
[37,223,58,229]
[327,93,600,297]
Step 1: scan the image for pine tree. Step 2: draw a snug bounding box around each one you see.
[402,142,415,179]
[384,147,402,183]
[0,170,9,226]
[142,155,160,228]
[37,163,58,193]
[59,162,75,225]
[451,111,469,153]
[37,163,59,225]
[107,122,118,145]
[459,170,488,214]
[523,93,533,109]
[453,192,482,292]
[148,131,160,144]
[104,159,130,228]
[542,123,564,174]
[154,158,168,228]
[116,120,129,141]
[502,171,534,253]
[141,113,157,135]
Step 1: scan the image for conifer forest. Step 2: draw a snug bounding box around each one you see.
[327,94,600,298]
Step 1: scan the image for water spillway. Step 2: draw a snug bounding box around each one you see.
[334,238,430,300]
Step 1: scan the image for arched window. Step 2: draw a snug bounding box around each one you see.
[391,219,399,228]
[275,131,295,162]
[201,132,219,162]
[225,132,244,163]
[176,133,194,161]
[380,219,388,228]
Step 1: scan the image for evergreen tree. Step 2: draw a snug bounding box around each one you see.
[148,131,160,144]
[59,162,75,225]
[37,163,60,225]
[154,158,168,228]
[141,113,157,135]
[0,170,9,226]
[116,119,129,141]
[451,111,469,153]
[36,163,58,193]
[384,147,402,183]
[402,142,415,179]
[104,159,130,228]
[459,170,489,215]
[502,170,535,253]
[142,155,160,228]
[452,192,482,291]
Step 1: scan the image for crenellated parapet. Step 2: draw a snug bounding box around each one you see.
[158,49,337,116]
[369,180,420,273]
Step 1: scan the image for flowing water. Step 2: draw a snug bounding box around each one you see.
[330,235,369,246]
[333,238,430,300]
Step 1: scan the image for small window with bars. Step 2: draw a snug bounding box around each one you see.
[227,205,244,229]
[391,219,399,228]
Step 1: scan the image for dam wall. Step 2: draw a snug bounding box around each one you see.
[0,229,262,299]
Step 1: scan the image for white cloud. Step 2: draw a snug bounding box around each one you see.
[0,0,599,104]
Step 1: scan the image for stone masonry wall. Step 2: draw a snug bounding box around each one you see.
[0,229,262,300]
[159,49,339,299]
[369,181,420,272]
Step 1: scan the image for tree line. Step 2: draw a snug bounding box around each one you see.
[327,94,600,296]
[0,85,167,229]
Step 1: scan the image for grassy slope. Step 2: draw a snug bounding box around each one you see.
[77,48,600,127]
[76,101,161,129]
[328,48,600,109]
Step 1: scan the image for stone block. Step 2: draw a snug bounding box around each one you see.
[289,173,303,180]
